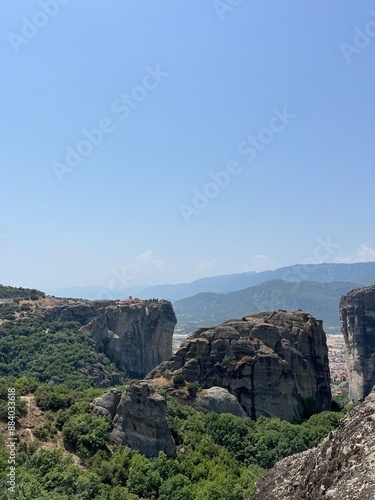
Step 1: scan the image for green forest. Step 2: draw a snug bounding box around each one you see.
[0,374,347,500]
[0,318,122,390]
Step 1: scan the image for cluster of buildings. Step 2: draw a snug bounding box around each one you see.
[327,335,347,380]
[116,296,145,306]
[326,335,348,396]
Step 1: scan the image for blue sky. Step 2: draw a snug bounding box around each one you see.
[1,0,375,291]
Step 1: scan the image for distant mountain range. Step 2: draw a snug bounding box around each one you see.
[173,280,362,335]
[47,262,375,302]
[140,262,375,300]
[45,263,375,335]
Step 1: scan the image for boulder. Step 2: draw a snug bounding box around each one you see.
[90,389,122,419]
[194,387,246,417]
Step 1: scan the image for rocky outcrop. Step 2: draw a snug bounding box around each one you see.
[109,382,176,458]
[340,285,375,402]
[194,386,246,417]
[90,389,122,419]
[31,297,176,379]
[41,300,112,325]
[147,310,331,422]
[84,300,176,378]
[252,390,375,500]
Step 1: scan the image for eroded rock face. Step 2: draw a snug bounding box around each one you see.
[340,285,375,402]
[194,386,246,417]
[34,297,176,379]
[147,310,331,422]
[109,382,176,458]
[90,389,122,419]
[85,301,176,378]
[252,390,375,500]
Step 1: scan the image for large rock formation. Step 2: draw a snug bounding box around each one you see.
[84,300,176,378]
[108,382,176,458]
[252,390,375,500]
[147,310,331,422]
[340,285,375,402]
[30,296,176,379]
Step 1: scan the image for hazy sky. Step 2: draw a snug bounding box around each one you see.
[1,1,375,291]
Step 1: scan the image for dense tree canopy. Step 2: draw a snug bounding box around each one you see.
[0,319,122,389]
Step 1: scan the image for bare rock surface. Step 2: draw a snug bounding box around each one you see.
[252,390,375,500]
[148,310,331,421]
[109,382,176,458]
[194,386,246,417]
[85,300,176,378]
[340,285,375,402]
[90,389,122,419]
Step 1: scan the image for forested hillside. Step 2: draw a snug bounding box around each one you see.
[0,375,347,499]
[0,318,122,389]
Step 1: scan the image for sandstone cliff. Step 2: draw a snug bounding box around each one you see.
[83,300,176,378]
[147,310,331,422]
[27,296,176,379]
[252,390,375,500]
[92,383,176,458]
[340,285,375,402]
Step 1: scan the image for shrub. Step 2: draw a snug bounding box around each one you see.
[162,369,172,380]
[35,386,75,411]
[15,376,39,395]
[127,454,162,498]
[173,374,185,388]
[62,414,110,454]
[33,422,57,441]
[187,382,200,398]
